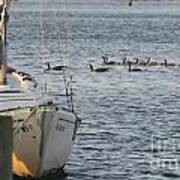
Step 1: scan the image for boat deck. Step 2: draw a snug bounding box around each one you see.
[0,86,42,112]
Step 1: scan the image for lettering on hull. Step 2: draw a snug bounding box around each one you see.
[55,118,66,132]
[13,119,33,134]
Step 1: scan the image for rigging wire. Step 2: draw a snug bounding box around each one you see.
[58,1,73,109]
[39,0,49,96]
[49,0,74,109]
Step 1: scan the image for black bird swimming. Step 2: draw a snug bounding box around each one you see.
[128,62,142,72]
[145,57,151,64]
[102,55,117,65]
[44,62,68,71]
[122,57,127,65]
[123,57,138,65]
[89,64,110,72]
[137,58,147,66]
[129,0,133,7]
[164,59,176,67]
[131,58,139,65]
[145,57,160,66]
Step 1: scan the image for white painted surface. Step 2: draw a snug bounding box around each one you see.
[11,72,37,90]
[0,86,78,177]
[0,86,40,111]
[39,110,76,175]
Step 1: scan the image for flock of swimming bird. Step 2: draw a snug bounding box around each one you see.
[89,56,178,72]
[4,55,178,89]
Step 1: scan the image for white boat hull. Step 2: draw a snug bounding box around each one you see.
[0,105,77,177]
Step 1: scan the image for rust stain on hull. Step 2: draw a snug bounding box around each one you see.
[12,152,32,177]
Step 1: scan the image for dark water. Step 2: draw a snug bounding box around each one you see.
[9,0,180,179]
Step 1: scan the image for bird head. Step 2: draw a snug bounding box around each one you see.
[89,64,94,71]
[44,62,51,69]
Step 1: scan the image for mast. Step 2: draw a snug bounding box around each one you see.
[0,0,9,85]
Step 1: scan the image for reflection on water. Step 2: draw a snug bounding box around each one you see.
[10,0,180,179]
